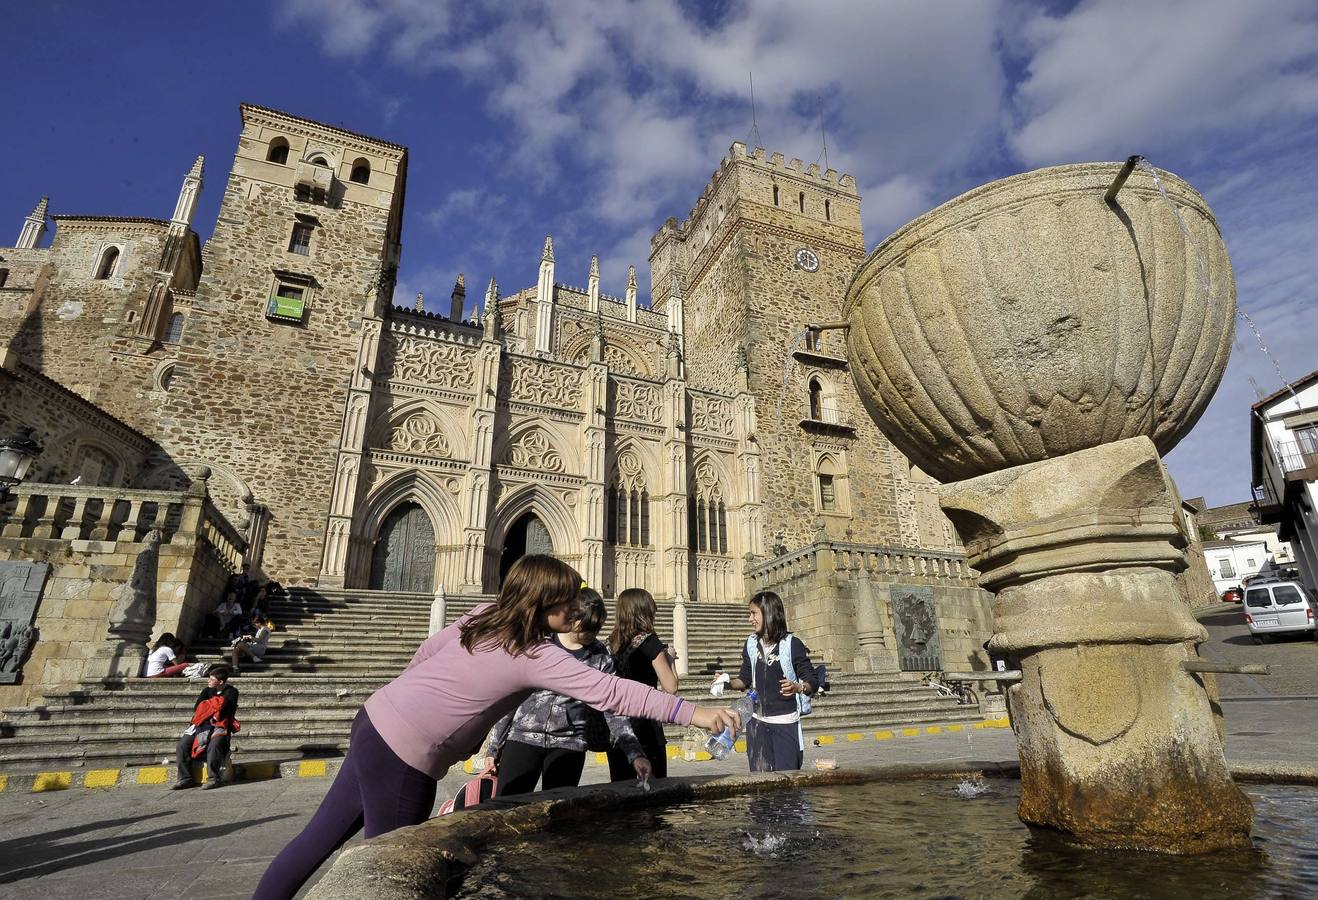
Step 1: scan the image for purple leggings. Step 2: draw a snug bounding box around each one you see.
[253,709,437,899]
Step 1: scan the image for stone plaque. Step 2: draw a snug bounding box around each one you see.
[891,585,942,672]
[0,561,49,684]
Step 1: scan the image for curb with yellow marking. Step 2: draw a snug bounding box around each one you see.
[0,719,1012,793]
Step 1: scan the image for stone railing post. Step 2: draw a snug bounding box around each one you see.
[852,573,896,672]
[672,593,689,677]
[2,491,33,537]
[173,468,209,546]
[940,436,1250,853]
[429,583,448,636]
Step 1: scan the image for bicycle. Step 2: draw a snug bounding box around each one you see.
[921,671,979,707]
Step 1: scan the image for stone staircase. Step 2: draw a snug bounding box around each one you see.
[0,588,982,771]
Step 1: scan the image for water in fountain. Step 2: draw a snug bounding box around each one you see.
[775,329,812,435]
[954,777,989,798]
[454,780,1318,898]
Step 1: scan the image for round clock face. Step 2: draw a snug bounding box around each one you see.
[795,247,820,272]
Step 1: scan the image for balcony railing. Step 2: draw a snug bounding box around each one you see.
[802,407,855,430]
[1275,440,1318,477]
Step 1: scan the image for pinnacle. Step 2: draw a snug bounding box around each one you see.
[188,155,205,179]
[541,234,555,262]
[627,265,637,288]
[485,276,499,301]
[453,272,465,292]
[589,255,600,278]
[29,197,49,219]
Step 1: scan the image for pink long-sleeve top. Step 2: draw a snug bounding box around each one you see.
[363,606,693,778]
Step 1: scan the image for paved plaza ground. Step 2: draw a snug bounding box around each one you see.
[1,602,1313,899]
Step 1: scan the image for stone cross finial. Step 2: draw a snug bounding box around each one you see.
[16,196,49,249]
[541,234,555,262]
[414,291,425,312]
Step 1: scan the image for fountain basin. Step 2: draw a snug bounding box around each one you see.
[844,162,1236,483]
[306,762,1318,899]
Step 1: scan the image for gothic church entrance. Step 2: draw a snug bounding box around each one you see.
[498,513,553,585]
[369,502,436,593]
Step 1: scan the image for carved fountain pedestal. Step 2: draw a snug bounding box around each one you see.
[846,162,1250,852]
[941,437,1251,851]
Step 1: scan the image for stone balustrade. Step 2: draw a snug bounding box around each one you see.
[0,482,246,573]
[746,540,975,590]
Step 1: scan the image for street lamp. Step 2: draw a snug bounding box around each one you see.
[0,426,42,499]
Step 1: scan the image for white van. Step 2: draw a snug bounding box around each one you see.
[1243,579,1316,643]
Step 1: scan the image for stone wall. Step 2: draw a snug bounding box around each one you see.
[649,142,955,555]
[152,105,407,583]
[0,482,244,709]
[746,540,992,674]
[0,350,155,487]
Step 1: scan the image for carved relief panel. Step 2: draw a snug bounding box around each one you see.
[506,358,581,408]
[382,334,476,391]
[613,379,661,423]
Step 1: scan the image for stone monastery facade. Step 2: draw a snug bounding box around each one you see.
[0,104,954,602]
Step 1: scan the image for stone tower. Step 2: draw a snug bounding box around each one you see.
[650,143,945,552]
[156,104,408,580]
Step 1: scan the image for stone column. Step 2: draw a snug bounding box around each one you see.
[851,573,897,672]
[939,436,1251,853]
[429,583,448,636]
[87,531,161,681]
[672,594,689,677]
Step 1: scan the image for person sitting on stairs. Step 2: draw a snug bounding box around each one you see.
[230,618,272,673]
[173,664,240,791]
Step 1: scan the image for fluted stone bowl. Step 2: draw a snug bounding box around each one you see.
[844,162,1235,484]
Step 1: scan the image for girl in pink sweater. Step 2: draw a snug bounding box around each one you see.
[254,555,739,899]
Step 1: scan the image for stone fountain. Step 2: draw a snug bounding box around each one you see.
[843,160,1252,852]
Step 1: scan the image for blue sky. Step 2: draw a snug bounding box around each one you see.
[4,0,1316,508]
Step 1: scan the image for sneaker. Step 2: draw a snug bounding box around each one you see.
[201,780,221,790]
[171,780,197,790]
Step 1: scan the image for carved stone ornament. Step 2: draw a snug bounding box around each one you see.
[615,448,647,490]
[509,358,581,408]
[384,335,476,390]
[506,428,566,473]
[691,394,733,434]
[694,458,722,497]
[388,413,452,457]
[614,380,660,422]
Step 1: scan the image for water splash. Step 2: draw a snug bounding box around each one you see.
[742,831,789,855]
[955,778,989,799]
[776,329,812,435]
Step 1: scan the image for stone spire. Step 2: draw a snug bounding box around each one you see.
[626,265,638,322]
[534,235,555,353]
[483,277,501,340]
[16,196,48,250]
[666,273,684,336]
[449,273,466,321]
[171,155,204,229]
[414,291,425,312]
[587,255,600,312]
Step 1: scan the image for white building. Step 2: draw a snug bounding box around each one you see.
[1251,370,1318,593]
[1201,538,1281,595]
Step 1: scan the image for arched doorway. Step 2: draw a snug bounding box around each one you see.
[499,512,553,585]
[369,502,436,592]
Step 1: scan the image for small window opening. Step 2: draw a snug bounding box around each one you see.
[267,138,290,165]
[809,379,823,420]
[268,282,308,322]
[825,199,831,221]
[0,268,9,288]
[125,309,137,323]
[772,185,779,206]
[308,155,329,167]
[163,312,185,344]
[160,365,175,391]
[798,191,806,213]
[288,222,313,256]
[349,158,371,184]
[96,247,120,280]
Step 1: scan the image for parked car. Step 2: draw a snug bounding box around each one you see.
[1221,587,1243,604]
[1242,579,1316,643]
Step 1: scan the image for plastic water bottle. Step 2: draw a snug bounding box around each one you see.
[705,691,756,759]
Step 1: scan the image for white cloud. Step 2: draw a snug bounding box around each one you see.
[1009,0,1318,165]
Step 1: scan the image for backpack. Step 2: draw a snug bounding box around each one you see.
[745,634,813,716]
[436,758,498,815]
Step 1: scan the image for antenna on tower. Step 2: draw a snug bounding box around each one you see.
[816,95,830,171]
[748,72,763,150]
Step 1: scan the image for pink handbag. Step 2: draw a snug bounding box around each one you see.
[436,759,498,815]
